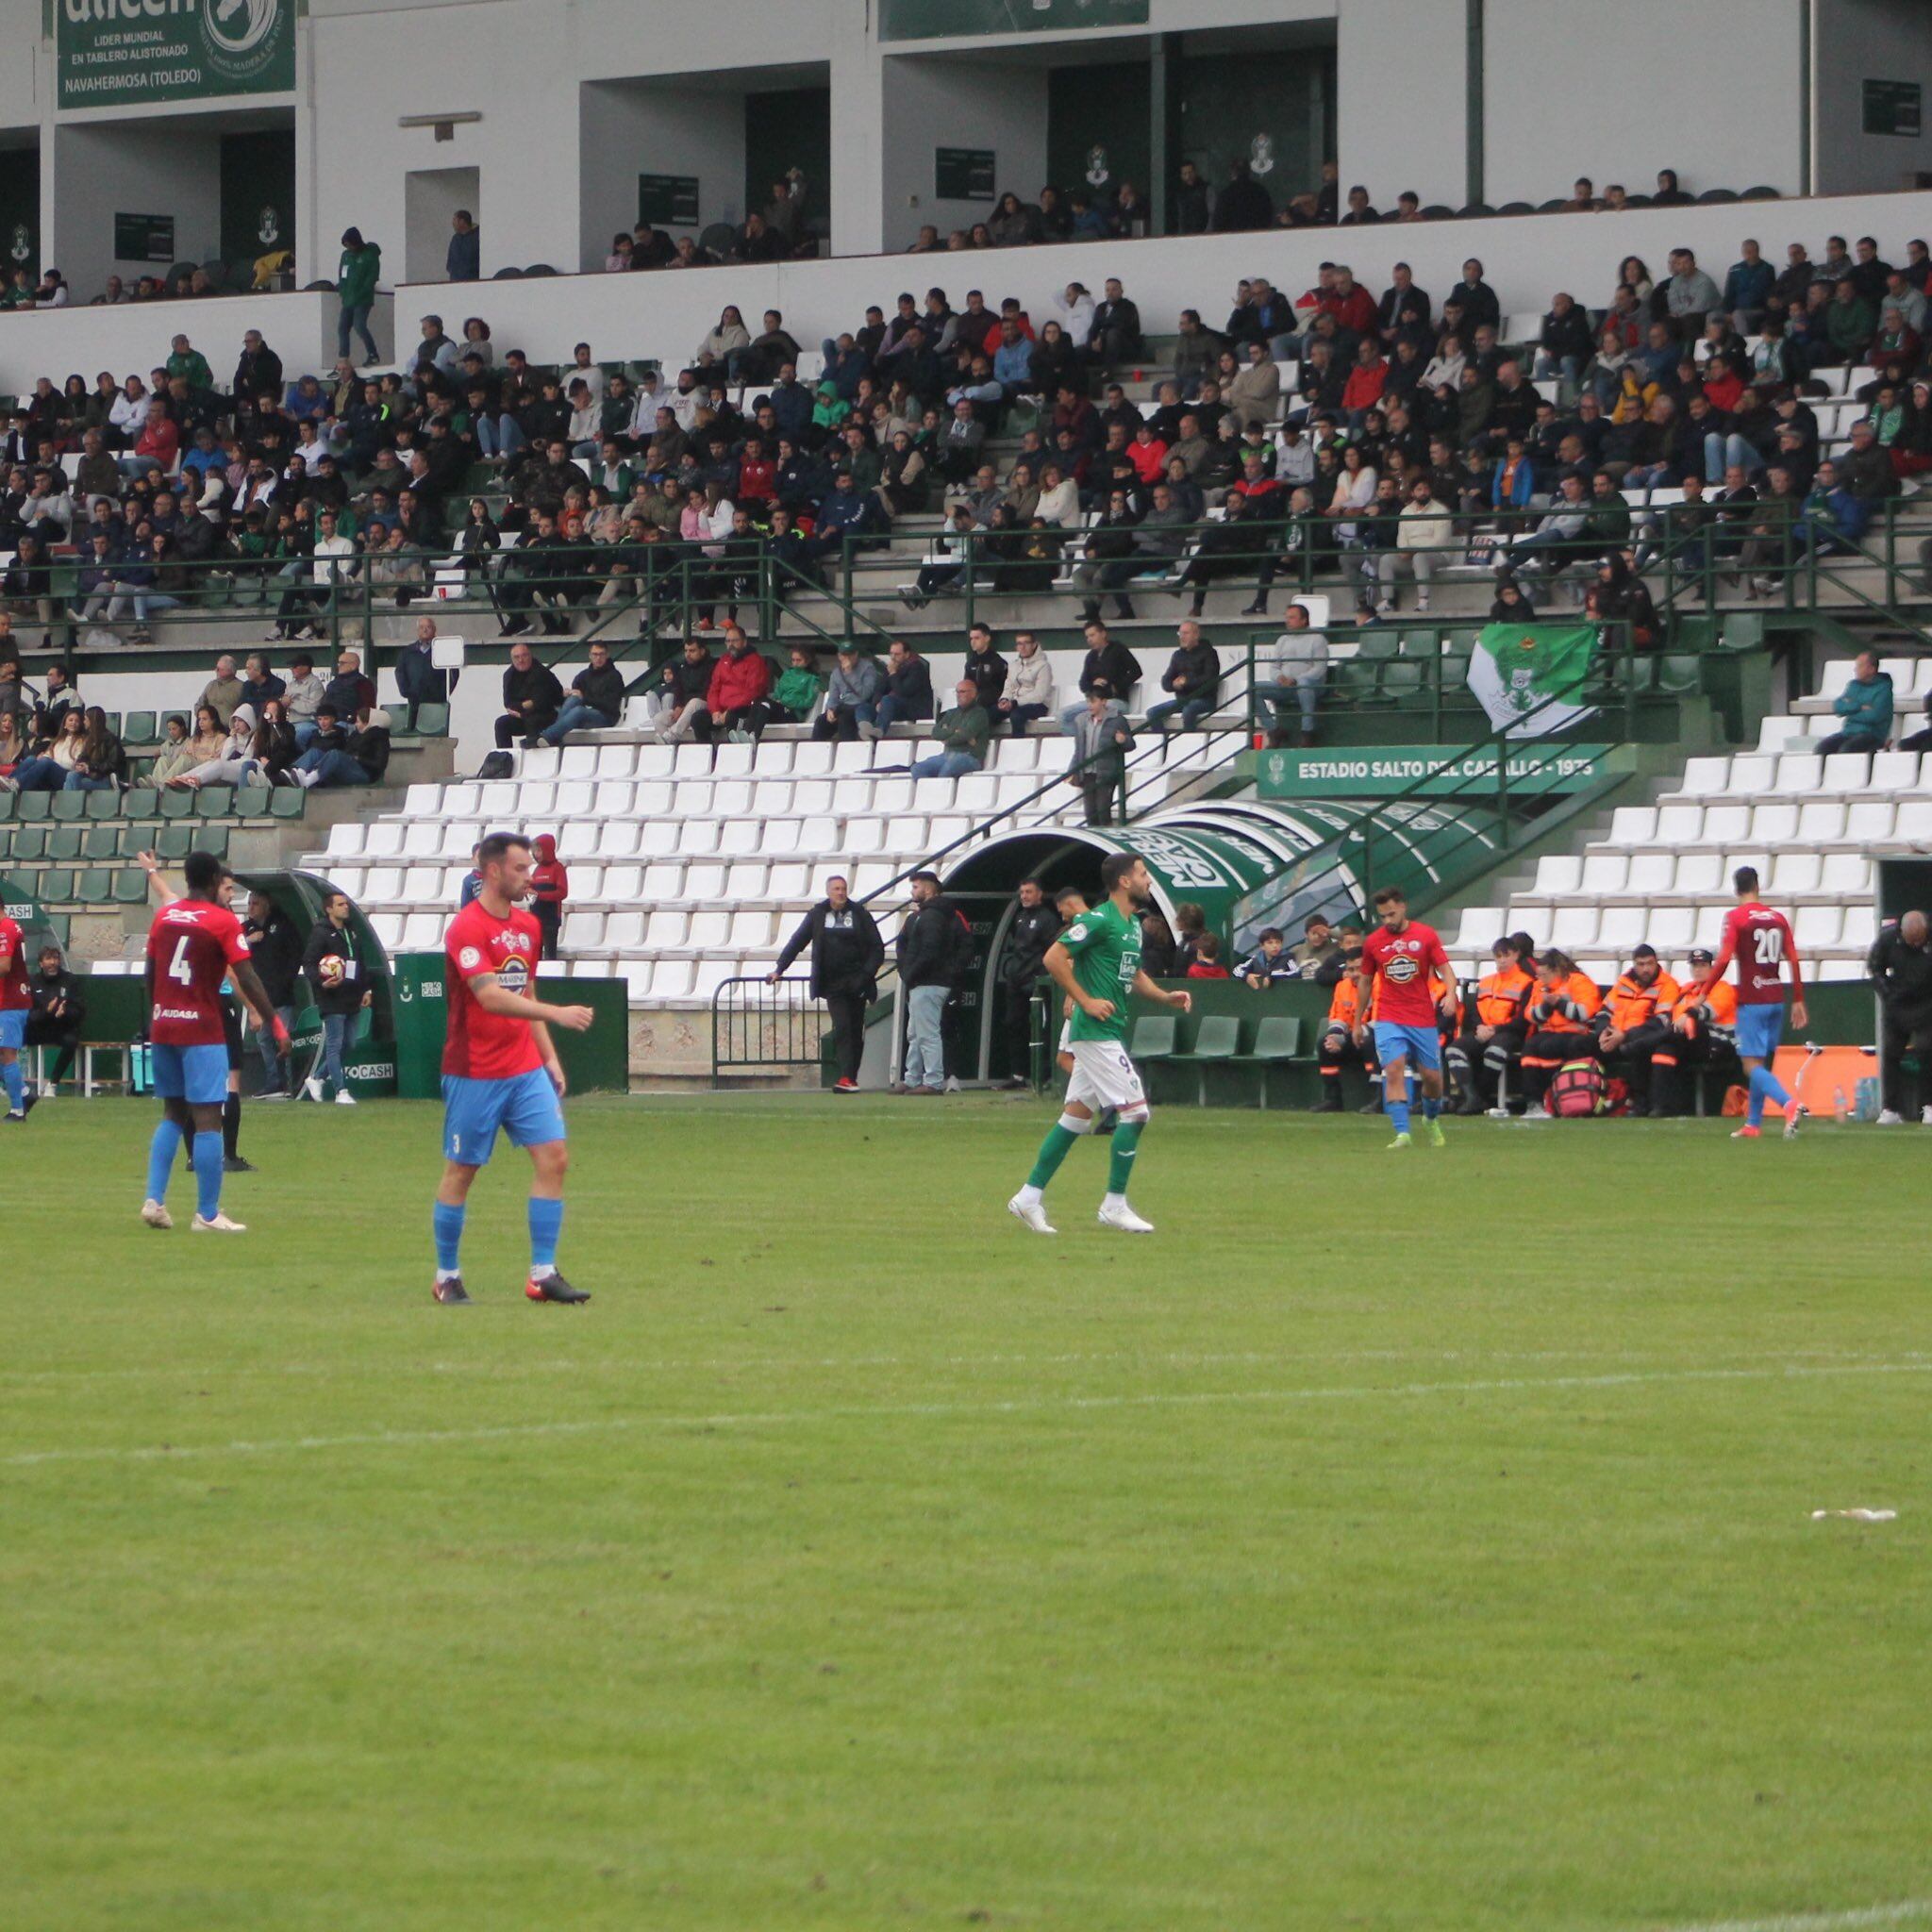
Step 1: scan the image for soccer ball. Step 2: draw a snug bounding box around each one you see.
[318,954,345,988]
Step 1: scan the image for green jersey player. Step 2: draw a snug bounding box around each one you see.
[1008,850,1192,1235]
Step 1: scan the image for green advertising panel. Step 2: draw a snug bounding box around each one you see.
[1258,744,1613,801]
[58,0,295,110]
[882,0,1147,40]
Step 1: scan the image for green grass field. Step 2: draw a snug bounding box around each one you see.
[5,1091,1931,1932]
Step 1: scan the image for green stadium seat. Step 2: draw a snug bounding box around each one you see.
[1357,632,1399,660]
[15,791,50,821]
[12,825,46,861]
[82,824,118,860]
[1169,1013,1242,1105]
[117,826,147,857]
[156,822,192,859]
[38,867,73,902]
[49,791,86,821]
[123,711,156,745]
[194,786,235,818]
[158,789,195,819]
[75,869,111,906]
[1228,1016,1303,1109]
[1380,660,1425,704]
[233,787,273,820]
[113,869,149,905]
[200,826,230,859]
[0,791,11,822]
[269,787,306,818]
[122,787,158,817]
[412,702,450,736]
[46,824,82,861]
[81,790,116,821]
[1397,630,1439,658]
[1126,1014,1179,1100]
[1332,658,1380,706]
[103,712,121,736]
[1653,654,1700,694]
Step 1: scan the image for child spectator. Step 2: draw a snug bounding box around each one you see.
[1239,928,1299,989]
[528,832,569,959]
[1186,934,1231,979]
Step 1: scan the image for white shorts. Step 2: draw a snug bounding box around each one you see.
[1065,1037,1148,1113]
[1058,1018,1073,1053]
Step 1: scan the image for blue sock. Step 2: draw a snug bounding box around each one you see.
[1388,1091,1411,1134]
[145,1117,183,1204]
[1424,1095,1441,1121]
[1748,1065,1790,1128]
[433,1200,466,1274]
[2,1058,22,1112]
[192,1130,224,1222]
[528,1195,564,1272]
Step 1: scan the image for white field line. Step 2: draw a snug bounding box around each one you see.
[3,1343,1923,1389]
[1656,1902,1932,1932]
[6,1359,1931,1471]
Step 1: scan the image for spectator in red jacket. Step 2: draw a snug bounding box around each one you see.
[130,398,180,480]
[1324,266,1379,340]
[1341,340,1390,424]
[528,831,569,958]
[706,622,773,741]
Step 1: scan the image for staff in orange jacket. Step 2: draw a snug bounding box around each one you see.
[1651,943,1738,1117]
[1598,942,1681,1117]
[1445,932,1536,1114]
[1519,948,1605,1118]
[1315,943,1379,1111]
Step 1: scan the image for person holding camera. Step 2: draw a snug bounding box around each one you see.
[301,890,371,1105]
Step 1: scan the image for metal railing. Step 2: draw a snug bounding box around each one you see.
[708,971,824,1076]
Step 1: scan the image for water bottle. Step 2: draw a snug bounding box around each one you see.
[1833,1084,1848,1126]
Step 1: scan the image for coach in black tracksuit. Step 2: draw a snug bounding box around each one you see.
[771,875,885,1089]
[999,880,1062,1086]
[1868,911,1932,1117]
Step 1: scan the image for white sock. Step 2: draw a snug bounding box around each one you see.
[1102,1191,1126,1210]
[436,1267,459,1284]
[528,1262,556,1281]
[1016,1183,1042,1207]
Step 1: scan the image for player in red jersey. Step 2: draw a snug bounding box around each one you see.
[140,850,286,1232]
[0,907,31,1121]
[1355,885,1457,1148]
[1697,864,1808,1140]
[433,830,595,1306]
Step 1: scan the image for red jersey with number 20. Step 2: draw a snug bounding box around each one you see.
[0,915,29,1011]
[146,900,251,1045]
[1716,902,1803,1006]
[1359,919,1450,1025]
[443,897,544,1080]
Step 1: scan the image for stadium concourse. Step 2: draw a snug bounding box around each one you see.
[7,181,1932,1086]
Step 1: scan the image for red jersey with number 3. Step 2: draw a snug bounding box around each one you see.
[1359,919,1450,1024]
[443,898,543,1080]
[1719,902,1801,1005]
[146,900,251,1045]
[0,915,29,1011]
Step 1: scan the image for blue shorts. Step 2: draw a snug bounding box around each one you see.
[441,1068,565,1166]
[1735,1003,1785,1062]
[0,1009,24,1051]
[152,1041,231,1106]
[1374,1021,1442,1073]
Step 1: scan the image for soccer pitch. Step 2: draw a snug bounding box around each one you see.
[6,1093,1930,1932]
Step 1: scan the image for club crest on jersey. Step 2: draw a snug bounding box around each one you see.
[458,946,482,969]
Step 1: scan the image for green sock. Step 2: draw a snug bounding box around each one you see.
[1108,1118,1144,1194]
[1027,1123,1082,1191]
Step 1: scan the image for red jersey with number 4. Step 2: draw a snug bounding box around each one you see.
[1717,902,1802,1006]
[443,898,543,1080]
[146,900,251,1045]
[1359,920,1450,1025]
[0,915,29,1011]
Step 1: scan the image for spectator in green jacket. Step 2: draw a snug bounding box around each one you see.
[165,334,213,391]
[1816,648,1894,756]
[907,679,990,779]
[336,227,382,365]
[1824,279,1877,365]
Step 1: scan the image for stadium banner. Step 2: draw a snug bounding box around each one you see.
[880,0,1148,41]
[58,0,295,111]
[1257,744,1611,801]
[1465,624,1599,739]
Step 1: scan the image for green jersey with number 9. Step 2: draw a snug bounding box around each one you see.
[1058,898,1142,1043]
